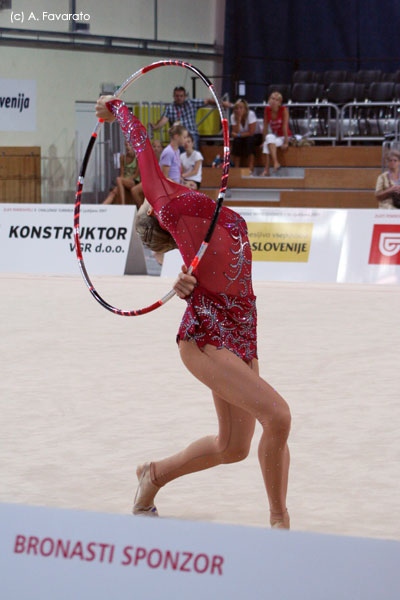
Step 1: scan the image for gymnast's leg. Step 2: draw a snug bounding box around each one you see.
[152,391,256,484]
[136,341,291,527]
[135,388,256,510]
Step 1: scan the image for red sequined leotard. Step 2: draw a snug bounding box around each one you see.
[107,100,257,362]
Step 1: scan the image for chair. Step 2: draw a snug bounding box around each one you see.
[395,83,400,100]
[323,70,348,89]
[381,72,396,82]
[292,70,315,84]
[354,83,368,101]
[369,82,395,102]
[368,82,396,136]
[313,72,324,84]
[291,83,322,102]
[290,84,324,137]
[326,82,356,104]
[266,84,291,104]
[351,83,395,138]
[355,70,382,84]
[345,71,357,82]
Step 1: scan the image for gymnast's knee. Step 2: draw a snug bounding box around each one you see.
[263,405,291,438]
[216,439,251,464]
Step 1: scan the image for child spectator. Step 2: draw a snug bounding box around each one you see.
[180,133,204,189]
[159,125,188,183]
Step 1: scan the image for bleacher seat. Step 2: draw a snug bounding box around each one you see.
[323,70,348,88]
[368,82,395,102]
[326,82,356,104]
[292,70,315,84]
[291,82,322,102]
[381,72,397,82]
[354,83,368,101]
[355,70,382,84]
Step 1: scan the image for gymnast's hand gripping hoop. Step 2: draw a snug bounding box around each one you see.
[74,60,230,316]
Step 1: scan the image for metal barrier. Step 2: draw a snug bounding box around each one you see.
[341,101,400,144]
[249,101,340,145]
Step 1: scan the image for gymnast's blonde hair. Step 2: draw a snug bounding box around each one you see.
[135,200,177,253]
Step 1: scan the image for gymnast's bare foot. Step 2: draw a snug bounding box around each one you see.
[133,463,160,516]
[270,509,290,529]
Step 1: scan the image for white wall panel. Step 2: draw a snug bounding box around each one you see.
[0,0,221,43]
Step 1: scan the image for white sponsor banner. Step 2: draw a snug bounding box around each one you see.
[0,204,136,275]
[337,209,400,284]
[0,79,36,131]
[162,207,347,282]
[0,503,399,599]
[2,205,400,283]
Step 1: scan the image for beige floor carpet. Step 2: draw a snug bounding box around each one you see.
[1,274,399,540]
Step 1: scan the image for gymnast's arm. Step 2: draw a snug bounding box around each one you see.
[96,96,207,268]
[96,96,184,216]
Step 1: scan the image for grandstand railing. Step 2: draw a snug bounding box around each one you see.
[249,101,340,145]
[125,100,400,146]
[341,101,400,144]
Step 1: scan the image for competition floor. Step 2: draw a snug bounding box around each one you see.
[1,274,399,540]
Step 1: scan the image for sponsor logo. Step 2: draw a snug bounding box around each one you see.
[7,224,128,254]
[369,225,400,265]
[0,93,30,113]
[247,222,313,262]
[13,534,224,575]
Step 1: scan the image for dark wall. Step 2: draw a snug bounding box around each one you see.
[223,0,400,101]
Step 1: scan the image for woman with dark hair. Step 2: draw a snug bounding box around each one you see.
[95,95,291,529]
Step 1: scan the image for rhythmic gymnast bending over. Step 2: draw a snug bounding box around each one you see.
[96,96,291,529]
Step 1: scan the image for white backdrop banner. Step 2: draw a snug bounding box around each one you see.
[2,205,400,283]
[337,209,400,284]
[162,207,400,284]
[0,204,136,275]
[0,79,36,131]
[162,206,346,283]
[0,503,399,600]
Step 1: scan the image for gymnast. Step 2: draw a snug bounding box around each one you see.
[95,96,291,529]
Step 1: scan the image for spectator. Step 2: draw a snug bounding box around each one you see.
[262,91,292,176]
[151,139,163,162]
[180,133,204,189]
[230,99,259,175]
[103,140,141,205]
[151,86,229,150]
[375,149,400,209]
[159,124,188,183]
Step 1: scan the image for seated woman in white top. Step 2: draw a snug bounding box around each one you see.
[180,133,204,190]
[230,99,260,175]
